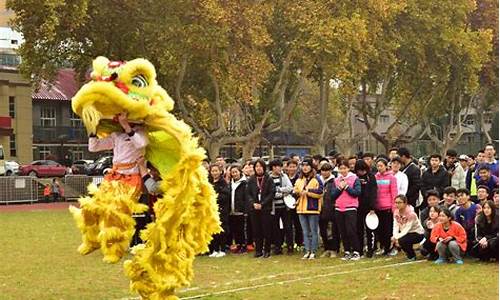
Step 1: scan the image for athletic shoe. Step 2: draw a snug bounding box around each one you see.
[208,251,218,258]
[216,251,226,258]
[330,251,338,258]
[351,252,361,261]
[375,249,385,256]
[309,253,316,260]
[321,250,331,258]
[434,258,447,264]
[302,252,311,259]
[387,248,398,256]
[407,256,417,261]
[455,259,464,265]
[341,252,351,261]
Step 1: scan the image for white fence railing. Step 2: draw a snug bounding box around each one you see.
[0,175,105,204]
[0,176,39,204]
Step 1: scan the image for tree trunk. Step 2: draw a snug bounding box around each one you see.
[242,135,260,161]
[312,70,329,156]
[206,139,223,161]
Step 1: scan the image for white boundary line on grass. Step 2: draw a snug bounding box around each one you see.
[118,258,409,300]
[196,257,394,289]
[179,260,425,299]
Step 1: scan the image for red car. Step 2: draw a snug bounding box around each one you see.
[19,160,67,177]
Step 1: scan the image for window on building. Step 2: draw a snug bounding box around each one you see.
[39,146,50,160]
[0,54,20,66]
[71,148,84,160]
[40,107,56,127]
[379,115,389,124]
[9,96,15,118]
[70,110,82,128]
[9,134,16,157]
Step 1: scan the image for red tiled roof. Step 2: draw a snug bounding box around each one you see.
[32,69,79,101]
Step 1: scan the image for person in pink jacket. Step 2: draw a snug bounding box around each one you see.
[375,157,398,256]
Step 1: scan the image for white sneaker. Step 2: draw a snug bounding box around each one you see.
[387,248,398,256]
[302,252,311,259]
[308,253,316,260]
[351,252,361,261]
[216,251,226,258]
[208,251,218,258]
[375,249,385,256]
[341,252,351,261]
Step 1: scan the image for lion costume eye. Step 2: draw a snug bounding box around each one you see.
[131,75,148,88]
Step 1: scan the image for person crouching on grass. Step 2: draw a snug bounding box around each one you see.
[430,208,467,264]
[473,200,499,261]
[392,195,424,261]
[420,205,441,261]
[331,159,362,261]
[293,159,323,260]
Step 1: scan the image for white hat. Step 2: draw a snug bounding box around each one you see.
[458,154,469,161]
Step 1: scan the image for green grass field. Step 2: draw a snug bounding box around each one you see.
[0,209,498,300]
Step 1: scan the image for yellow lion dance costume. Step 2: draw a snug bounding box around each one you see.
[69,56,221,300]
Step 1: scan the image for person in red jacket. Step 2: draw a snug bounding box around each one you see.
[430,208,467,264]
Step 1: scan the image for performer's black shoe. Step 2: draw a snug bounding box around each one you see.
[254,252,263,258]
[262,252,271,258]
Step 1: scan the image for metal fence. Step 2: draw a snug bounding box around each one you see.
[0,175,105,204]
[0,176,39,204]
[63,175,104,200]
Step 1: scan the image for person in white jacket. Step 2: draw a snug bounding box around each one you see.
[392,195,425,260]
[391,156,408,196]
[269,159,294,254]
[444,149,466,189]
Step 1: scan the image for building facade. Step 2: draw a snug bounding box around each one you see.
[32,69,96,162]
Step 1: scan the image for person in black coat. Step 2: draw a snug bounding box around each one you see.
[247,159,276,258]
[208,164,231,257]
[228,164,248,253]
[398,148,422,210]
[473,200,499,261]
[319,162,340,257]
[421,154,450,208]
[354,159,378,257]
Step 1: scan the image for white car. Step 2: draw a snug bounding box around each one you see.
[5,160,19,176]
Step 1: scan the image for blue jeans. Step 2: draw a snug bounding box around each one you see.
[299,214,320,253]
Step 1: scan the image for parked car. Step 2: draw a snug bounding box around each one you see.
[71,159,94,175]
[19,160,67,177]
[85,156,113,175]
[5,160,19,176]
